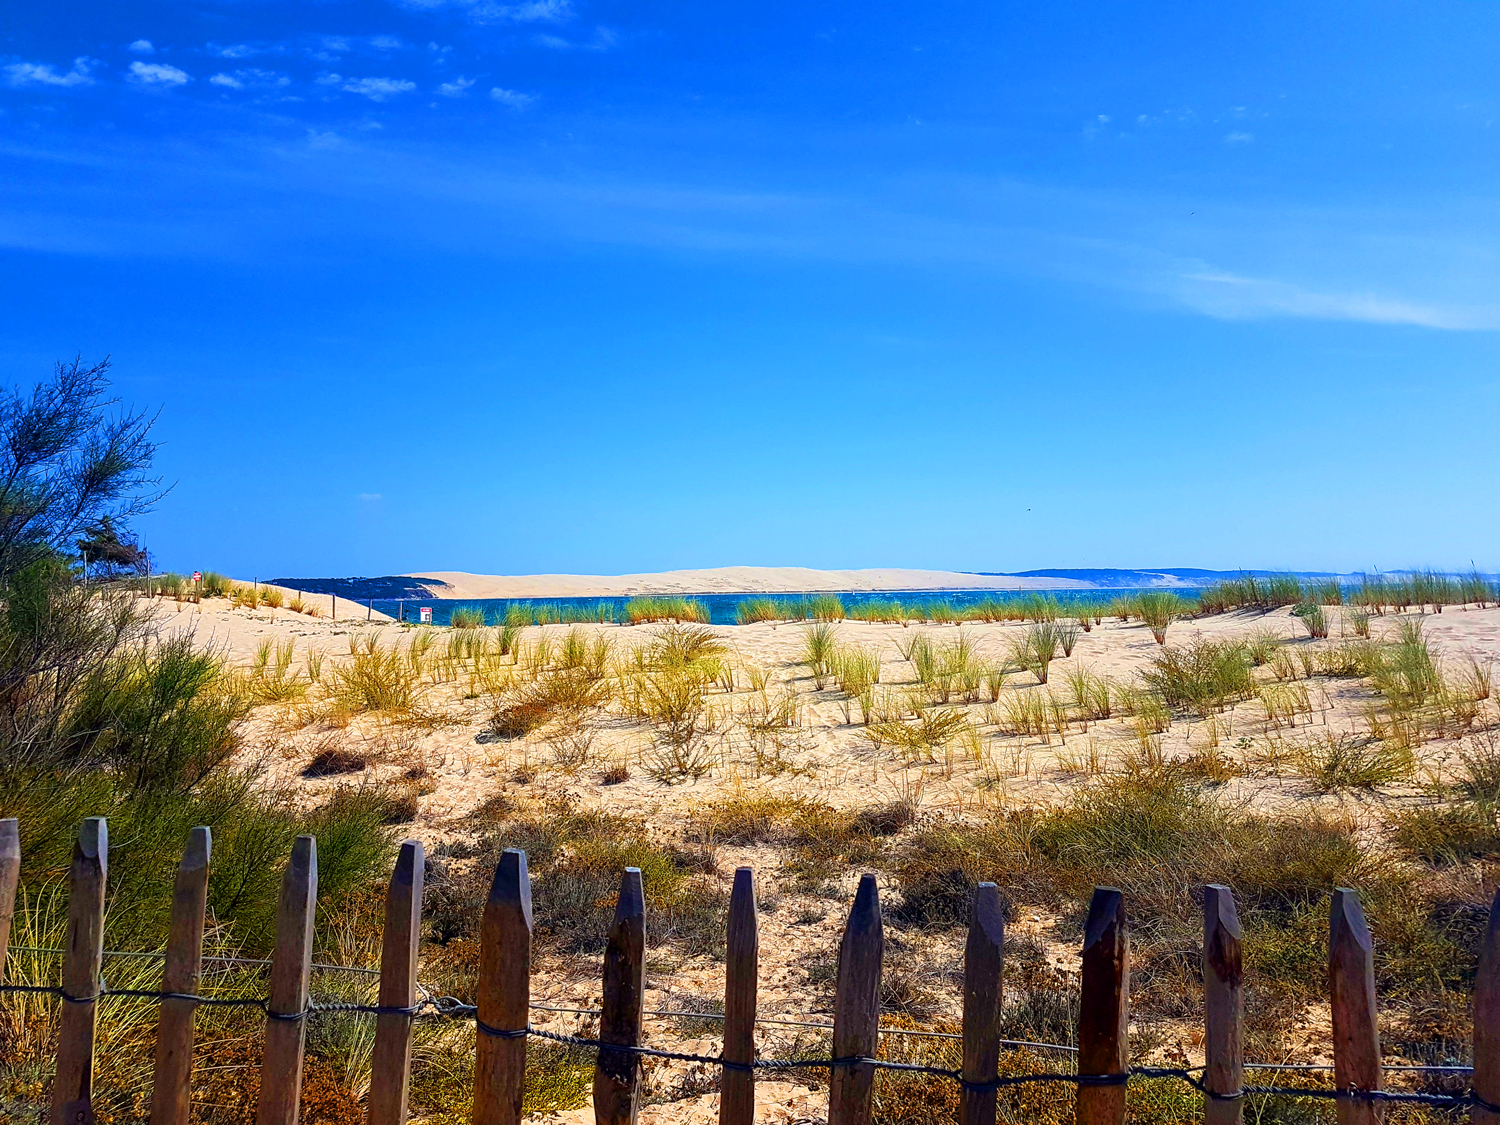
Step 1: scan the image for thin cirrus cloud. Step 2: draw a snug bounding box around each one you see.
[3,58,98,87]
[537,26,618,50]
[128,61,191,87]
[395,0,572,22]
[209,68,291,91]
[489,86,535,107]
[438,76,475,96]
[211,35,404,62]
[128,40,154,55]
[317,73,417,100]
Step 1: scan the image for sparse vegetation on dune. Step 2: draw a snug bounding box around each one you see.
[14,400,1500,1125]
[1133,590,1188,644]
[624,595,709,624]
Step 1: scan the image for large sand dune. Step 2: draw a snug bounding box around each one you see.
[410,566,1092,599]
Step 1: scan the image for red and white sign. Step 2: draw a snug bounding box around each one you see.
[419,606,433,624]
[192,571,202,582]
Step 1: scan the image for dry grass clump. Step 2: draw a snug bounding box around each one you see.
[1133,592,1187,645]
[1294,601,1329,639]
[409,1038,592,1121]
[689,790,914,889]
[1140,639,1254,716]
[328,640,418,715]
[448,604,486,628]
[303,745,367,777]
[483,627,613,745]
[1292,731,1413,790]
[887,770,1483,1066]
[1065,667,1113,721]
[871,1029,1199,1125]
[613,625,730,781]
[461,796,724,955]
[624,596,708,624]
[892,773,1372,927]
[244,638,309,703]
[1391,802,1500,865]
[801,622,838,688]
[1010,622,1061,684]
[868,704,970,762]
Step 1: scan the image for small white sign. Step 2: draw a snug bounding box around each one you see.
[419,606,433,624]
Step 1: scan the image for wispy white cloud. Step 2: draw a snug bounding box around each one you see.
[438,76,474,96]
[489,86,535,107]
[128,40,154,55]
[4,57,98,88]
[537,26,617,50]
[318,74,416,101]
[1172,270,1492,329]
[4,132,1496,333]
[394,0,572,23]
[210,68,291,91]
[128,61,190,87]
[1224,131,1253,144]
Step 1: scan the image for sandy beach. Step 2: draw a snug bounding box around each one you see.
[408,567,1097,599]
[140,572,1500,1123]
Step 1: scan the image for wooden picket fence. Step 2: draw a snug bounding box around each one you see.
[3,815,1500,1125]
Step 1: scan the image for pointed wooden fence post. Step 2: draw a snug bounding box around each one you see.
[474,848,531,1125]
[150,827,212,1125]
[595,868,645,1125]
[1202,884,1243,1125]
[1076,887,1128,1125]
[829,873,882,1125]
[719,867,758,1125]
[369,840,424,1125]
[0,818,18,984]
[960,882,1004,1125]
[257,836,318,1125]
[1329,888,1381,1125]
[1473,886,1500,1125]
[52,817,108,1125]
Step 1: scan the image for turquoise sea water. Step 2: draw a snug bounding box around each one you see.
[366,587,1196,627]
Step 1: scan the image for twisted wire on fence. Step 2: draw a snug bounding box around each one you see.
[0,980,1483,1111]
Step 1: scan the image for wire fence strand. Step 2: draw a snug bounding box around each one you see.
[0,980,1483,1110]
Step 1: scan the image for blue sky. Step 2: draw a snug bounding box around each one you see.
[2,1,1497,578]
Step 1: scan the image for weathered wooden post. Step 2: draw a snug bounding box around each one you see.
[960,882,1004,1125]
[52,817,108,1125]
[1076,887,1128,1125]
[1202,884,1243,1125]
[1329,888,1382,1125]
[150,827,212,1125]
[595,868,645,1125]
[474,848,531,1125]
[0,818,18,984]
[369,840,424,1125]
[256,836,318,1125]
[1473,886,1500,1125]
[720,867,759,1125]
[830,873,882,1125]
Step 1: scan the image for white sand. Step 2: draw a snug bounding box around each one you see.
[410,566,1092,599]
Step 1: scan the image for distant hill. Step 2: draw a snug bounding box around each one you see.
[270,575,447,599]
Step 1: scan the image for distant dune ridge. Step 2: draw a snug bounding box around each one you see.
[268,566,1357,601]
[410,566,1101,599]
